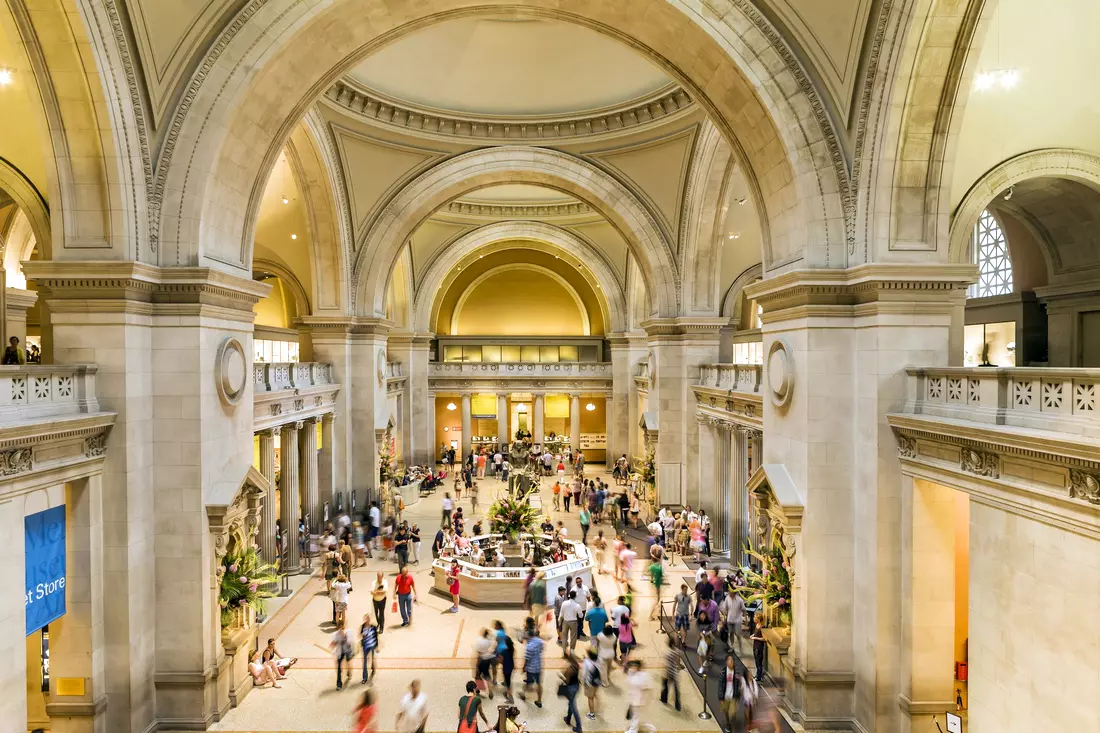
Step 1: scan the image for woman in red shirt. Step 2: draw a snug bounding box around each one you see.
[353,688,377,733]
[447,559,461,613]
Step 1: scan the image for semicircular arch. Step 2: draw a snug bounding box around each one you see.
[150,2,849,284]
[0,158,50,260]
[451,262,591,336]
[356,147,676,319]
[252,257,312,319]
[414,221,625,334]
[949,149,1100,269]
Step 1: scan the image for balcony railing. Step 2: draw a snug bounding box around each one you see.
[253,362,334,392]
[905,367,1099,435]
[697,363,764,393]
[0,365,101,422]
[386,361,403,379]
[429,362,612,378]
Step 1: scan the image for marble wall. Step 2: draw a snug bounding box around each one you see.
[969,501,1100,732]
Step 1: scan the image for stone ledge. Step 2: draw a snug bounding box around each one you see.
[44,694,107,718]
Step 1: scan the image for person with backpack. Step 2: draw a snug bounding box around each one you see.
[330,618,355,690]
[719,654,741,730]
[499,631,516,704]
[359,613,379,684]
[457,680,488,733]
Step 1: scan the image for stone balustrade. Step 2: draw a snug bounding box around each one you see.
[637,361,650,381]
[253,362,334,392]
[428,362,612,378]
[0,364,101,422]
[905,367,1100,437]
[386,361,403,379]
[697,363,764,393]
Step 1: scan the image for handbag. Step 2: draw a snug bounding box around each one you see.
[391,600,398,613]
[557,682,569,698]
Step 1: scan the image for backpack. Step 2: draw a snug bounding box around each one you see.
[586,661,601,687]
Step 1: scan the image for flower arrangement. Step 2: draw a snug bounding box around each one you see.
[630,446,657,506]
[486,493,541,541]
[217,546,278,629]
[734,534,792,628]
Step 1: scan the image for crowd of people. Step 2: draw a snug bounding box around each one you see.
[258,450,776,733]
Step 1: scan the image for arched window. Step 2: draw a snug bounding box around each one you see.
[969,209,1013,298]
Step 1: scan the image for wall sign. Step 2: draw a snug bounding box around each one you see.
[25,505,66,636]
[579,433,606,450]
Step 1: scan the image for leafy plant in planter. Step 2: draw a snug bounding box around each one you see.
[218,546,278,629]
[486,493,541,543]
[734,532,792,627]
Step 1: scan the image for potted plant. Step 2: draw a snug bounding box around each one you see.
[218,546,278,631]
[486,493,541,547]
[734,535,793,631]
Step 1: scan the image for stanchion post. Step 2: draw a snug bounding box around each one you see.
[698,665,712,720]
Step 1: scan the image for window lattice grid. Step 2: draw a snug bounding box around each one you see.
[968,209,1014,298]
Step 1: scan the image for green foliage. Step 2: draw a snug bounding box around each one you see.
[218,545,278,628]
[733,531,792,626]
[487,493,541,538]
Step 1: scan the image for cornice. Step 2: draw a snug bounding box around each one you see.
[641,317,726,338]
[298,315,393,337]
[442,199,595,220]
[325,79,695,143]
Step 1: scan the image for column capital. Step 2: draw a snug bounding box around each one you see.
[298,315,393,337]
[256,427,277,439]
[640,317,726,338]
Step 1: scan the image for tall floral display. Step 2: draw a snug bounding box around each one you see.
[631,444,657,510]
[487,493,541,543]
[218,546,278,629]
[378,428,395,512]
[735,531,793,628]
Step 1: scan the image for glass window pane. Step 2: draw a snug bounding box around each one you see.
[482,345,502,363]
[521,345,540,362]
[254,340,265,362]
[558,345,578,362]
[464,346,483,363]
[578,345,598,362]
[539,346,559,362]
[501,345,522,362]
[444,345,464,362]
[969,209,1014,299]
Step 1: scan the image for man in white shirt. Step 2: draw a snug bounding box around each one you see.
[441,493,454,529]
[368,502,381,551]
[542,451,553,475]
[625,661,653,733]
[396,679,429,733]
[608,595,630,660]
[720,589,746,653]
[559,591,583,654]
[572,577,591,618]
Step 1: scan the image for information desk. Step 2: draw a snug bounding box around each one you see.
[394,478,422,506]
[431,533,594,607]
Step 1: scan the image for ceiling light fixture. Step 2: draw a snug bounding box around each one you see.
[281,195,289,205]
[974,68,1020,92]
[0,68,13,87]
[728,233,741,240]
[1003,185,1015,201]
[736,197,747,206]
[443,426,449,432]
[290,233,297,240]
[517,404,527,412]
[446,402,457,411]
[585,402,596,411]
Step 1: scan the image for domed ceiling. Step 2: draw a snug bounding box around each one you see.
[347,17,673,117]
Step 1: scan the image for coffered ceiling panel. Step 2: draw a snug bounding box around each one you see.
[332,127,446,236]
[125,0,240,120]
[589,126,698,245]
[764,0,874,122]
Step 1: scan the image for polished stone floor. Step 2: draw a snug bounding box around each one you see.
[202,465,730,732]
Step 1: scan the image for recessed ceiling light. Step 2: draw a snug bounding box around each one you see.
[736,197,747,206]
[290,234,297,240]
[585,402,596,411]
[446,402,457,411]
[974,69,1020,92]
[281,196,289,205]
[0,69,13,87]
[728,233,740,239]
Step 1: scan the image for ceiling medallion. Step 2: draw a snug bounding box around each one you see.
[216,337,248,406]
[766,339,793,409]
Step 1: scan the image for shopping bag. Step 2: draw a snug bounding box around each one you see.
[391,600,398,614]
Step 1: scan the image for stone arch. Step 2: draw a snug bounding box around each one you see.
[452,263,592,336]
[251,257,311,318]
[285,113,352,315]
[412,221,626,334]
[680,121,735,315]
[0,158,51,258]
[149,1,849,283]
[721,263,764,326]
[355,147,677,318]
[949,149,1100,274]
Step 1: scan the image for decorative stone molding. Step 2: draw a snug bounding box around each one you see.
[0,447,33,476]
[325,79,694,143]
[207,465,268,560]
[443,200,594,219]
[215,337,247,406]
[766,339,793,408]
[960,448,999,479]
[895,433,916,459]
[85,434,107,457]
[1069,469,1100,505]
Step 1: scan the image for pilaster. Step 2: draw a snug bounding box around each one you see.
[319,413,335,512]
[744,264,974,733]
[609,333,646,461]
[532,393,544,445]
[497,393,509,451]
[461,393,472,459]
[569,393,581,456]
[388,332,432,466]
[257,430,277,564]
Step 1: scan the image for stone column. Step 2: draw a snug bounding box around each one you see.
[732,428,749,564]
[427,393,437,464]
[604,394,614,464]
[319,413,335,510]
[299,418,319,533]
[569,393,581,456]
[696,417,717,519]
[533,393,545,444]
[388,333,432,466]
[258,429,278,563]
[610,333,647,460]
[461,393,472,461]
[497,393,509,450]
[280,422,302,570]
[744,264,973,731]
[714,422,733,555]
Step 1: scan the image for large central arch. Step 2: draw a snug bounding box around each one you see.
[355,147,677,318]
[412,220,626,333]
[149,2,848,281]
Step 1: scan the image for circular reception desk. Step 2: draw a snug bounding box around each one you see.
[432,533,594,607]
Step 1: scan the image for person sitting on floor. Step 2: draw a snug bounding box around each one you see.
[248,650,283,688]
[259,637,298,676]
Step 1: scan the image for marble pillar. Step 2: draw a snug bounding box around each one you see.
[533,393,545,444]
[610,334,646,460]
[732,428,749,564]
[427,393,437,464]
[299,418,319,533]
[319,413,335,510]
[713,422,732,555]
[388,333,432,466]
[497,393,509,450]
[604,395,615,463]
[569,394,581,456]
[461,393,472,461]
[280,422,302,570]
[696,417,717,522]
[258,429,278,563]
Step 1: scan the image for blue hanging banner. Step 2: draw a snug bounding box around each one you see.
[25,505,66,636]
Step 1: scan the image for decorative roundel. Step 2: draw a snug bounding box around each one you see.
[216,337,248,406]
[767,338,793,408]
